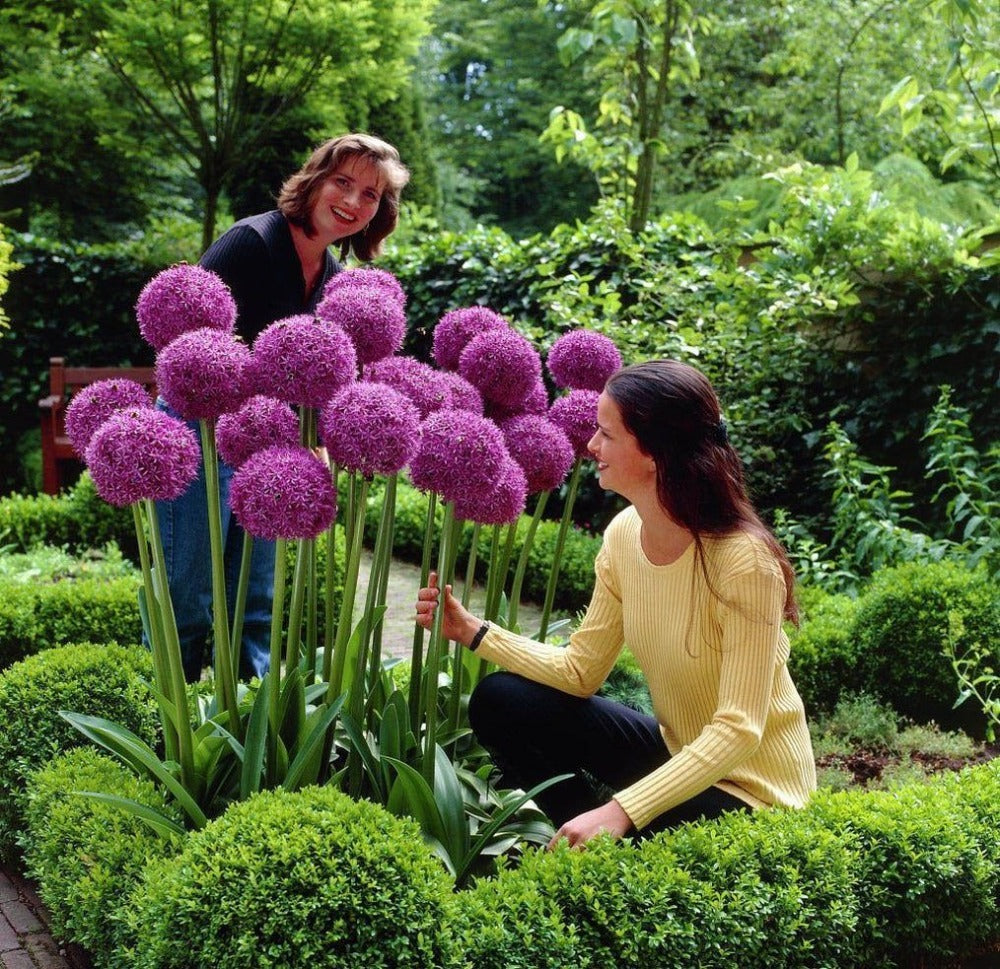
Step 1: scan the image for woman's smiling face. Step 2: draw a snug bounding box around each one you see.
[588,391,656,503]
[309,155,383,244]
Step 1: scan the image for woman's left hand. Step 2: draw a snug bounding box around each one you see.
[548,800,633,850]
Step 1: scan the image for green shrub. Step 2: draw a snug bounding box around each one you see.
[0,642,159,862]
[787,589,864,715]
[23,748,183,965]
[807,779,997,964]
[852,560,1000,727]
[0,573,142,669]
[127,786,452,969]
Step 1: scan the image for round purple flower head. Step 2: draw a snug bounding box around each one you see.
[249,315,357,407]
[85,409,200,507]
[547,329,623,392]
[230,446,336,541]
[438,371,484,415]
[321,267,406,308]
[216,395,300,469]
[459,328,542,408]
[549,389,599,459]
[454,456,527,526]
[318,381,421,477]
[364,356,451,417]
[156,327,251,420]
[432,306,509,371]
[501,414,575,494]
[315,283,406,365]
[136,264,237,351]
[484,377,548,423]
[64,378,153,457]
[409,410,508,505]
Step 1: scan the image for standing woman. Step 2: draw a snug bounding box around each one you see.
[415,359,816,846]
[159,133,410,682]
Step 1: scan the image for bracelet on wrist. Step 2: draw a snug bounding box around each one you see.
[468,622,490,652]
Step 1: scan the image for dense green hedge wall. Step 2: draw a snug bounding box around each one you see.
[0,642,158,862]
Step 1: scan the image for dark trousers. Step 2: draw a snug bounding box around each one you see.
[468,671,750,836]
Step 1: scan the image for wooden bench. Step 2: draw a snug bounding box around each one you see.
[39,356,157,495]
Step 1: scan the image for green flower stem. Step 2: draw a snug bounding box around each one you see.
[539,457,584,640]
[132,503,179,765]
[408,491,437,737]
[422,501,459,787]
[268,538,288,733]
[363,474,398,725]
[449,520,481,734]
[326,474,370,703]
[299,407,319,682]
[507,490,549,630]
[230,531,253,684]
[199,420,239,738]
[146,499,196,791]
[285,537,310,671]
[321,462,340,686]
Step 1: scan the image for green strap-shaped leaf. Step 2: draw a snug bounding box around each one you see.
[73,791,186,839]
[282,694,344,791]
[240,674,271,798]
[337,711,384,801]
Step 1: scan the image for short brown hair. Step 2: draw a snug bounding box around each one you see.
[277,133,410,261]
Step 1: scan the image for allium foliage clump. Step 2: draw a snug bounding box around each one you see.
[85,409,200,507]
[319,381,421,477]
[501,414,575,494]
[230,446,337,541]
[316,284,406,365]
[432,306,509,371]
[549,390,600,458]
[65,379,153,457]
[459,328,542,408]
[249,315,358,407]
[156,328,251,420]
[136,264,236,351]
[547,329,622,392]
[216,396,300,469]
[409,410,508,505]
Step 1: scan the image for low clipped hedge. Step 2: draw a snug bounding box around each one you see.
[124,786,454,969]
[23,748,183,968]
[0,642,158,862]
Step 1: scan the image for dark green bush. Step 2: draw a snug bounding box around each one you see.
[852,560,1000,728]
[787,589,864,715]
[0,642,158,862]
[0,573,142,669]
[127,786,452,969]
[23,748,183,966]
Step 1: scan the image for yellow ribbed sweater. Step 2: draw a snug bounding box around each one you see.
[476,506,817,830]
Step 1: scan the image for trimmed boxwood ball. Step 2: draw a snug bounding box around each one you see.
[851,560,1000,728]
[129,786,453,969]
[0,642,158,862]
[23,748,183,967]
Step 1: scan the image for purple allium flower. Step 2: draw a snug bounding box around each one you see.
[249,315,357,407]
[409,410,508,505]
[438,371,484,415]
[318,381,421,477]
[501,414,575,494]
[549,389,599,459]
[136,264,237,351]
[484,378,548,423]
[156,327,251,421]
[315,283,406,365]
[432,306,509,371]
[364,356,451,417]
[85,409,200,507]
[459,328,543,408]
[321,267,406,308]
[216,395,300,469]
[64,378,153,457]
[454,456,527,526]
[230,446,336,541]
[546,330,623,392]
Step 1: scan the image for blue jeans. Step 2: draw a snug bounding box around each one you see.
[152,404,274,682]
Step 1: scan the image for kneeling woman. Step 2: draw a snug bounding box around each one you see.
[415,359,816,847]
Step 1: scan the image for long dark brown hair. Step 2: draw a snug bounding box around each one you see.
[605,359,798,624]
[277,133,410,261]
